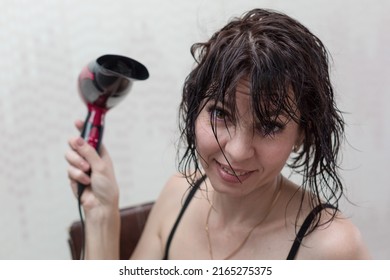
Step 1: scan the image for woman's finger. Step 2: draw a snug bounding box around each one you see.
[65,146,90,172]
[67,164,91,185]
[75,119,84,132]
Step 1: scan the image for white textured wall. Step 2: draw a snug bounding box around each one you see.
[0,0,388,259]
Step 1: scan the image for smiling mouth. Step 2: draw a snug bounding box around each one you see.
[217,161,254,176]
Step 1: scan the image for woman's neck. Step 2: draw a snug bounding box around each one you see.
[207,175,283,229]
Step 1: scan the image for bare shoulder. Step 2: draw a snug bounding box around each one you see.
[158,173,191,203]
[297,211,371,259]
[131,173,190,259]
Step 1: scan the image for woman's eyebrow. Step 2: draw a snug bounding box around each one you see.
[253,110,292,122]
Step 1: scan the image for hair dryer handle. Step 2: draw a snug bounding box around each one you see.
[77,108,106,197]
[80,114,104,150]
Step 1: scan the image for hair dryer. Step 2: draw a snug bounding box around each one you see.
[77,54,149,196]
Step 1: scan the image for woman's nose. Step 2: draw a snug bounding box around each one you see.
[224,128,255,162]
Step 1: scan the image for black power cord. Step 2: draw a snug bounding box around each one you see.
[77,187,85,260]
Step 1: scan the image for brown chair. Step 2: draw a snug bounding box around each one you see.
[68,201,154,260]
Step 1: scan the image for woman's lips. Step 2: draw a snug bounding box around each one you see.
[215,161,255,183]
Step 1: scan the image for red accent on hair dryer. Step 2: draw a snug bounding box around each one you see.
[77,54,149,196]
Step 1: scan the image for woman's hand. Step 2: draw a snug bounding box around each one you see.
[65,120,119,215]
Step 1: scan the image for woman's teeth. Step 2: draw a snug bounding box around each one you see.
[220,165,250,176]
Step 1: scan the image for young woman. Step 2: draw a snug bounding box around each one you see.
[65,8,370,259]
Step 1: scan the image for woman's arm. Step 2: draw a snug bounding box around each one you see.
[131,174,189,259]
[66,120,121,259]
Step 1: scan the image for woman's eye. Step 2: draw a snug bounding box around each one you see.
[258,122,284,136]
[210,107,229,122]
[213,109,225,120]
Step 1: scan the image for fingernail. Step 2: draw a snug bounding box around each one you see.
[76,138,84,147]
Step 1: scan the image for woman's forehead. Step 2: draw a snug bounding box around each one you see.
[235,78,251,96]
[224,78,299,120]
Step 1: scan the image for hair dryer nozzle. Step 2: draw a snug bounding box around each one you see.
[96,54,149,81]
[79,54,149,109]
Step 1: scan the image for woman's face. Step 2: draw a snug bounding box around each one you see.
[195,79,302,197]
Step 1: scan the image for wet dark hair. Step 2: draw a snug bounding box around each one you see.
[178,8,345,234]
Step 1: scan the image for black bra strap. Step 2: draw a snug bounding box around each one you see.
[163,175,206,260]
[286,203,336,260]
